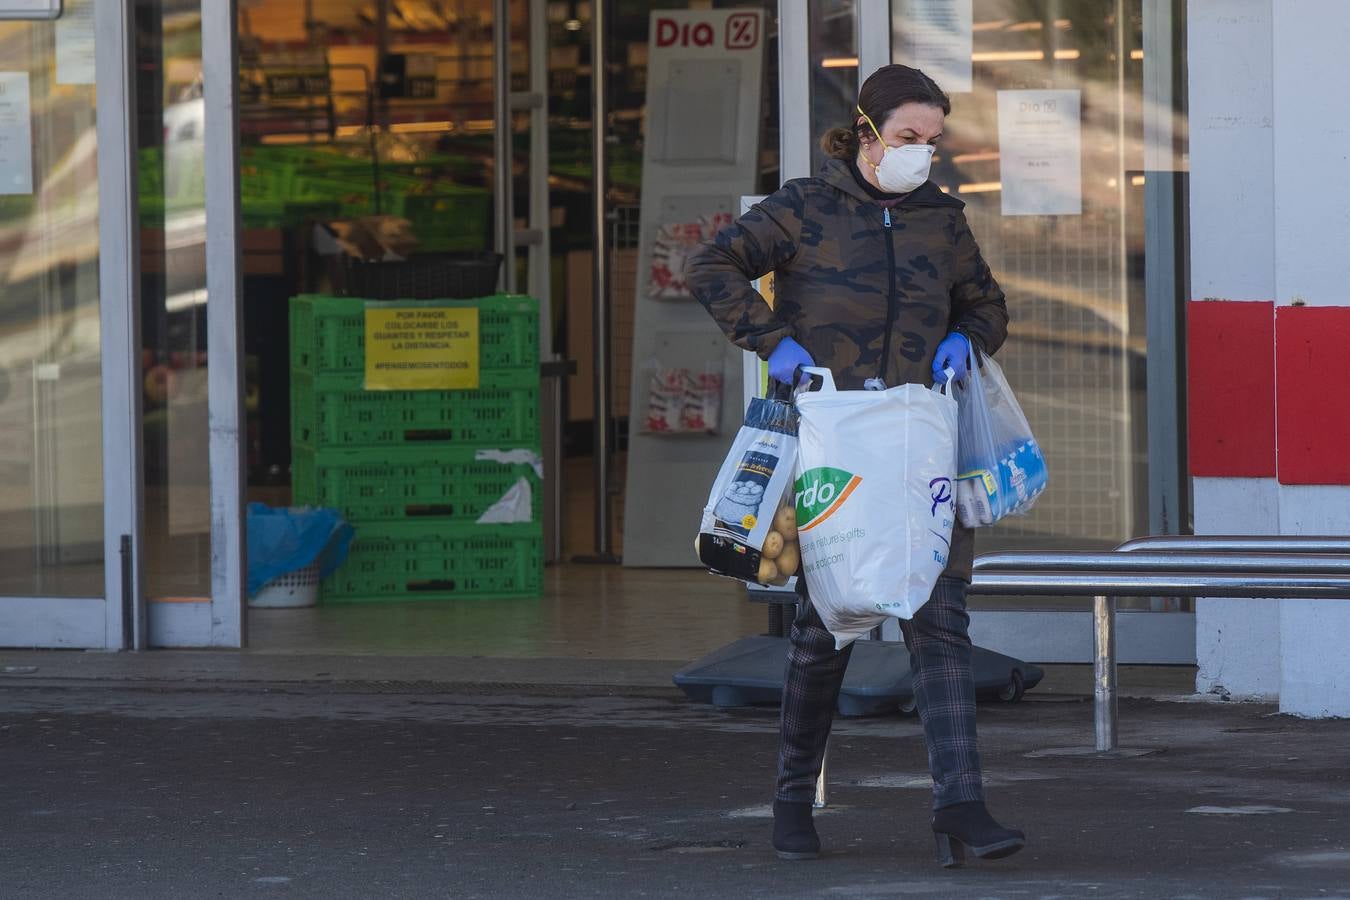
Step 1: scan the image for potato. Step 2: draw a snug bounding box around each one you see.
[757,557,779,584]
[776,542,800,577]
[761,530,785,560]
[774,503,798,539]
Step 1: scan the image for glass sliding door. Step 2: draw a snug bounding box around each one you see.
[889,0,1179,564]
[136,0,211,607]
[136,0,247,647]
[0,0,141,648]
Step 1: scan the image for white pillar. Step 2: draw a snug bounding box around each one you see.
[1192,480,1280,699]
[1187,0,1280,699]
[1270,1,1350,717]
[1278,488,1350,716]
[1187,0,1275,304]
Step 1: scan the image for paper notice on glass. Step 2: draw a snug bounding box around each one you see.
[0,73,32,195]
[997,90,1082,217]
[55,0,95,85]
[891,0,972,93]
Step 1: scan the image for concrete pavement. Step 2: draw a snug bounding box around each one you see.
[0,648,1196,695]
[2,660,1348,898]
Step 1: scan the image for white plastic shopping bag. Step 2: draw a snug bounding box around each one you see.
[696,384,803,586]
[794,368,959,648]
[954,350,1048,527]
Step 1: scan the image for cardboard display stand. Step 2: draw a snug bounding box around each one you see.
[621,9,766,567]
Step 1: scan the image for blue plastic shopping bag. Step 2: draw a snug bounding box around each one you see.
[954,350,1048,527]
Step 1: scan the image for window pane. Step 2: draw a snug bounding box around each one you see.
[810,0,858,174]
[0,14,103,597]
[139,0,210,600]
[891,0,1166,559]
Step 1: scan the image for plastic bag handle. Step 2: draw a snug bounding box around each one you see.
[766,378,795,402]
[799,366,836,393]
[932,366,958,395]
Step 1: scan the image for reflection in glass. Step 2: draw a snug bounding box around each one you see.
[0,16,104,597]
[234,2,502,253]
[234,1,523,487]
[809,0,859,174]
[889,1,1176,561]
[139,1,210,599]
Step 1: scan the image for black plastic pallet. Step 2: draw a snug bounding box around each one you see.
[673,634,1044,717]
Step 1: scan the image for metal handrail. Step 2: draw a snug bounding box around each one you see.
[813,539,1350,807]
[972,570,1350,598]
[974,551,1350,577]
[1116,535,1350,554]
[969,547,1350,753]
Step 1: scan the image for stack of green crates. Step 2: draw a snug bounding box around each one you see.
[289,294,543,603]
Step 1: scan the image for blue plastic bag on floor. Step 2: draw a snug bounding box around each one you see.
[246,503,354,595]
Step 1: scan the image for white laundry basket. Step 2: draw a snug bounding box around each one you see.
[249,562,320,609]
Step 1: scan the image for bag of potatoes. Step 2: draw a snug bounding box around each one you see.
[695,384,802,587]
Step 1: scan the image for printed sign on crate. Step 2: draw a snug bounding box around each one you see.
[364,303,480,390]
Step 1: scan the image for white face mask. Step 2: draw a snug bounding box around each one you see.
[872,143,935,193]
[859,106,935,193]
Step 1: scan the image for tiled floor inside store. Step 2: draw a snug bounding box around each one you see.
[246,563,758,660]
[243,455,1131,661]
[247,454,765,661]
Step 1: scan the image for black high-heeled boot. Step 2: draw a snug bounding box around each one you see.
[772,800,820,860]
[930,801,1025,868]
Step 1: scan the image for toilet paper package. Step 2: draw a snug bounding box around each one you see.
[696,385,800,586]
[954,351,1048,527]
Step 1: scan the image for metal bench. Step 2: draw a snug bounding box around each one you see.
[813,535,1350,807]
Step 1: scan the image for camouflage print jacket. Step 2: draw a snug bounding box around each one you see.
[684,158,1009,582]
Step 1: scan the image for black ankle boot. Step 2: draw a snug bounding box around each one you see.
[772,800,820,860]
[930,801,1025,868]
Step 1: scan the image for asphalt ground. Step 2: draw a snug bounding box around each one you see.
[2,671,1349,899]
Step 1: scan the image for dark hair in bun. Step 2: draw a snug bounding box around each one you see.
[820,64,951,160]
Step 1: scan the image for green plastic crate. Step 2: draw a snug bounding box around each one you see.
[291,368,539,449]
[322,521,543,603]
[292,444,541,524]
[290,294,538,376]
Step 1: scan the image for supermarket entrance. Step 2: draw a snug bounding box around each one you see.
[232,0,760,660]
[5,1,1193,666]
[91,0,776,659]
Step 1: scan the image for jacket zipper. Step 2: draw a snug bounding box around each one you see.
[879,206,897,383]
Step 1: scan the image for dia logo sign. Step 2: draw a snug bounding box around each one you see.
[795,467,862,532]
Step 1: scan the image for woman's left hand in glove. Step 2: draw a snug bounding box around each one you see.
[932,332,972,383]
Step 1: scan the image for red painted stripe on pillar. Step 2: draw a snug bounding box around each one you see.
[1276,306,1350,485]
[1187,300,1276,478]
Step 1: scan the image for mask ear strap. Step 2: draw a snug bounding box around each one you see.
[856,105,883,143]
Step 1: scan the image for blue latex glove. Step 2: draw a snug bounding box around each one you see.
[768,336,814,386]
[932,332,971,383]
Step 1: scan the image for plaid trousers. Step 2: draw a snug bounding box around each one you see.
[774,576,985,810]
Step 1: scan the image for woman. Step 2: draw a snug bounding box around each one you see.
[685,65,1023,868]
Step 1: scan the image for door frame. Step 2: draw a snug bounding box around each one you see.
[149,0,247,647]
[142,0,245,649]
[0,0,144,650]
[773,0,1195,664]
[96,0,145,650]
[202,0,246,648]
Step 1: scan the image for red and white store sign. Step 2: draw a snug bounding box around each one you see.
[1188,300,1350,485]
[653,11,760,50]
